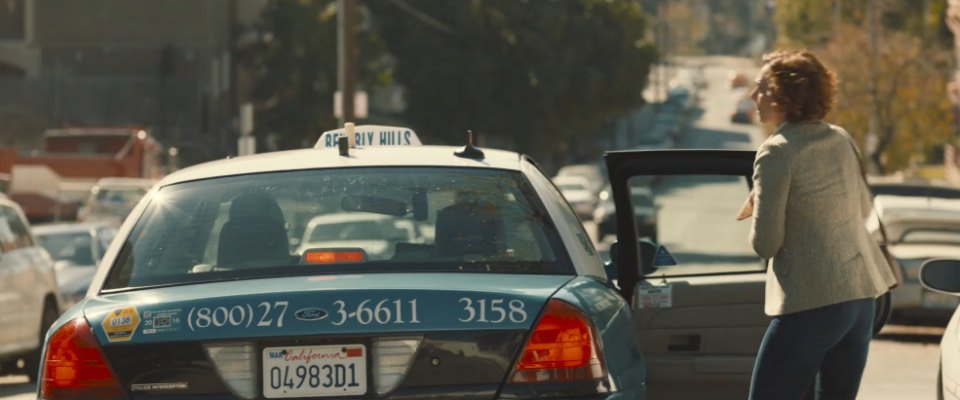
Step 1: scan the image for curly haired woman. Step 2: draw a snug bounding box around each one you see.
[742,50,898,400]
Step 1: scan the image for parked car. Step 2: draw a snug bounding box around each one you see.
[869,193,960,324]
[729,71,750,88]
[0,194,61,381]
[918,259,960,399]
[556,163,606,196]
[730,96,755,124]
[594,185,658,242]
[77,177,156,226]
[32,222,117,310]
[553,175,598,220]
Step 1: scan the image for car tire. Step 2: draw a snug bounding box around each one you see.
[25,299,58,382]
[872,291,892,337]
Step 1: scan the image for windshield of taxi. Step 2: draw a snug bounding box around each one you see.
[103,167,572,290]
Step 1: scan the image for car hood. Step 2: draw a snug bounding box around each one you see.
[83,273,574,346]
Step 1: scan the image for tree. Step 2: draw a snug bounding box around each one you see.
[821,25,953,172]
[776,0,954,173]
[240,0,387,150]
[368,0,656,156]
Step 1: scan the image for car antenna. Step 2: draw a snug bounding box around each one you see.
[454,130,485,160]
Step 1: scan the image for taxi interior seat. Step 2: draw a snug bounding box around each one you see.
[434,194,505,259]
[218,192,291,268]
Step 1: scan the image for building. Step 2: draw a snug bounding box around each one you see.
[0,0,267,164]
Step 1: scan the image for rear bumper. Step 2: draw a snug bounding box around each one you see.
[498,386,646,400]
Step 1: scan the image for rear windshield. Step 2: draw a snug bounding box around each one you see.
[103,167,572,290]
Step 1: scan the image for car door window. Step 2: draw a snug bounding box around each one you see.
[629,174,763,276]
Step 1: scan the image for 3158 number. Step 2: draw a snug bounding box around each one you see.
[458,298,527,323]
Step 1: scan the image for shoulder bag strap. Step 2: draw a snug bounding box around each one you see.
[839,132,891,246]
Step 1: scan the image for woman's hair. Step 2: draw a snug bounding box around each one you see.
[761,50,838,122]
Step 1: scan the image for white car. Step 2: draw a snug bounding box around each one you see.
[552,175,597,220]
[78,177,156,226]
[918,259,960,400]
[869,193,960,324]
[297,212,422,259]
[32,222,118,310]
[0,195,61,381]
[556,163,606,195]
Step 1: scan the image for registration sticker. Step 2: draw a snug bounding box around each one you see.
[102,306,141,342]
[262,345,367,398]
[142,309,182,335]
[636,284,672,309]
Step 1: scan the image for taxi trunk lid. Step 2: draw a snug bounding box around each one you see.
[83,273,572,399]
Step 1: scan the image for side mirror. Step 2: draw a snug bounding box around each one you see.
[920,259,960,295]
[638,239,658,275]
[607,240,659,277]
[604,243,619,281]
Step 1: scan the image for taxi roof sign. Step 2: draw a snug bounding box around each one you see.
[315,125,421,149]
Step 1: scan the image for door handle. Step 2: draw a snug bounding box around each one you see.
[667,334,701,352]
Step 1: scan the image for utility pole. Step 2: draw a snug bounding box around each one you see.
[658,0,668,104]
[866,0,882,173]
[337,0,358,126]
[833,0,842,38]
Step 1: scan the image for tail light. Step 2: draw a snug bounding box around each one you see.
[205,342,258,399]
[372,336,422,395]
[508,299,606,384]
[40,318,126,400]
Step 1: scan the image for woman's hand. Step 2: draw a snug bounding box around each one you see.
[737,191,754,221]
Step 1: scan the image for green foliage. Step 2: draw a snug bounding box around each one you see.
[368,0,656,152]
[240,0,386,150]
[775,0,954,173]
[775,0,833,46]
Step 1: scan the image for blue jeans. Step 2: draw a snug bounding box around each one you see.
[748,297,875,400]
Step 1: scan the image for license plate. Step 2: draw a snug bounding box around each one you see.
[923,291,960,310]
[262,345,367,398]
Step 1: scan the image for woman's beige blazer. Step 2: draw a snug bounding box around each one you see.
[750,121,897,316]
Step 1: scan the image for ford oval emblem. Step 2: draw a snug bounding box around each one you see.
[295,308,328,321]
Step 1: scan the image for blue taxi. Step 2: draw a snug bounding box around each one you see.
[37,125,646,399]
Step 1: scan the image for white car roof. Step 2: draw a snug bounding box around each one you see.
[306,212,393,227]
[876,195,960,213]
[32,222,113,235]
[158,146,525,187]
[888,243,960,259]
[552,175,591,186]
